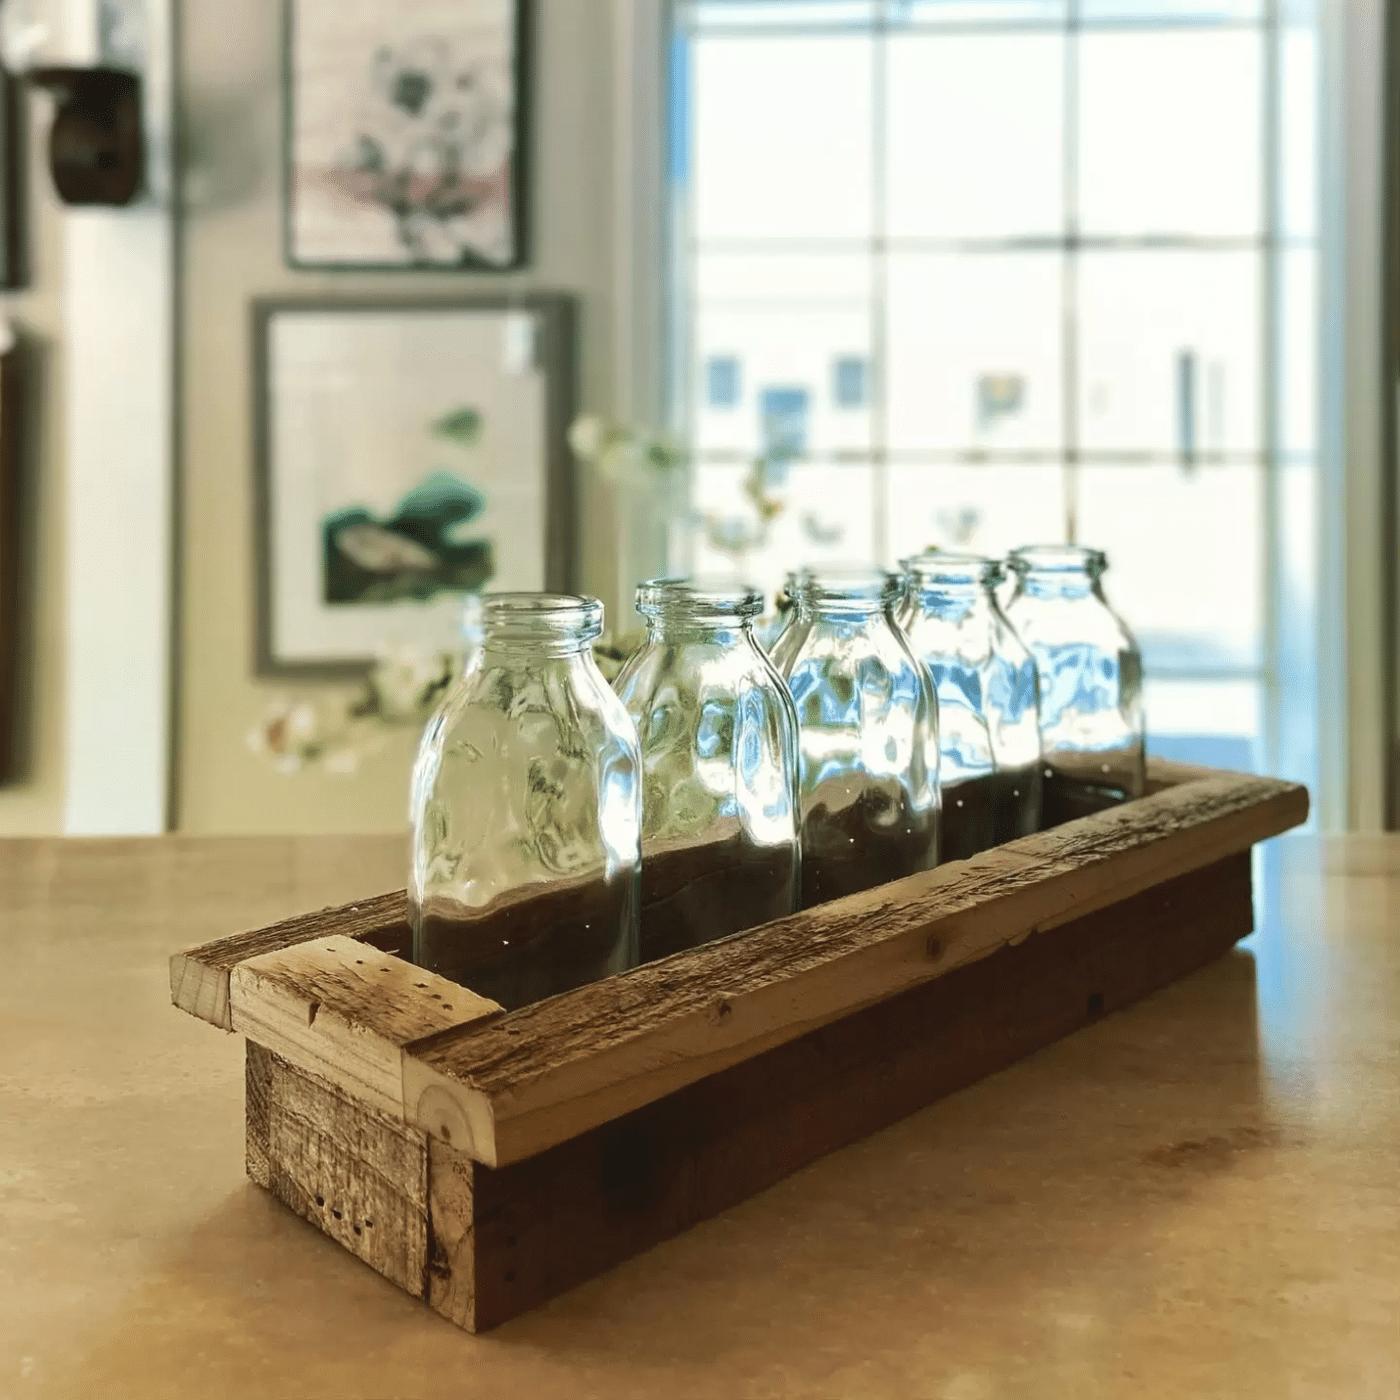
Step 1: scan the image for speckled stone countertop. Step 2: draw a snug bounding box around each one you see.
[1,833,1396,1399]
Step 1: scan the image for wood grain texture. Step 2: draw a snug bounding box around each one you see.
[245,1039,274,1189]
[425,1136,478,1330]
[229,936,502,1118]
[248,1042,430,1298]
[170,889,410,1030]
[405,772,1307,1167]
[458,853,1255,1330]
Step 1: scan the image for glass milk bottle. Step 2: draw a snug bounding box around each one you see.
[1004,546,1145,826]
[897,552,1042,859]
[409,593,641,1008]
[613,579,800,963]
[770,567,940,907]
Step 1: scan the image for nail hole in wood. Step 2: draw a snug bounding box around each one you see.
[332,1208,342,1220]
[506,1234,517,1247]
[315,1195,324,1208]
[353,1225,361,1235]
[504,1270,516,1283]
[1086,992,1105,1018]
[926,935,943,961]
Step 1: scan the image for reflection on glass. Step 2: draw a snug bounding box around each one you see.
[1075,463,1263,671]
[885,32,1062,239]
[693,33,873,240]
[1078,249,1260,455]
[1078,30,1261,237]
[886,252,1062,450]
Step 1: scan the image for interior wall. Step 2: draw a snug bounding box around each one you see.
[0,19,69,836]
[176,0,622,835]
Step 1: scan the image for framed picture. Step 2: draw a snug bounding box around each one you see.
[284,0,529,270]
[253,296,575,677]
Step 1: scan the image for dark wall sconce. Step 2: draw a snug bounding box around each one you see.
[26,66,142,207]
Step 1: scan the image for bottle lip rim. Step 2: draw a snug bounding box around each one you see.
[635,576,764,620]
[477,591,604,639]
[786,565,905,606]
[1007,544,1107,576]
[901,551,1002,586]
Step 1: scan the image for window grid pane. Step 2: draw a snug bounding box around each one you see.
[677,3,1288,763]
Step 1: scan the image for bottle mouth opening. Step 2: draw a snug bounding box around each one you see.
[787,566,904,609]
[635,577,763,622]
[901,551,1001,588]
[478,592,604,643]
[1007,544,1107,578]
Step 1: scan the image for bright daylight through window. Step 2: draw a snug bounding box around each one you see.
[667,0,1318,778]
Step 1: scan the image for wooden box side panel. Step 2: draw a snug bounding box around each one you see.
[461,852,1253,1331]
[246,1042,431,1298]
[407,773,1303,1168]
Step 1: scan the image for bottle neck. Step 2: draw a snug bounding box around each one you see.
[475,592,603,659]
[789,568,902,624]
[1014,571,1100,603]
[1008,546,1105,602]
[636,578,762,644]
[646,616,751,640]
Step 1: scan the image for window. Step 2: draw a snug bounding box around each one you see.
[668,0,1318,778]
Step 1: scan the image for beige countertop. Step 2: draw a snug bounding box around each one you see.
[1,832,1397,1399]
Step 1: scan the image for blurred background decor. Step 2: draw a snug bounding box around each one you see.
[254,294,574,676]
[246,640,459,774]
[0,323,21,783]
[285,0,527,270]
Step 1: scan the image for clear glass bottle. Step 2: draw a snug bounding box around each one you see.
[613,578,800,962]
[897,552,1042,860]
[409,593,641,1009]
[1004,545,1145,826]
[769,567,940,907]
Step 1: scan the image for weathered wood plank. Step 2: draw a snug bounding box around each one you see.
[245,1040,274,1189]
[250,1043,430,1298]
[170,757,1218,1033]
[229,936,502,1118]
[169,889,411,1030]
[425,1137,478,1330]
[459,852,1255,1330]
[405,772,1306,1168]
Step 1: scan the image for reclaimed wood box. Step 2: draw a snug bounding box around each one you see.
[169,759,1307,1332]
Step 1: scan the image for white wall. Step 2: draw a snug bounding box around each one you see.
[175,0,626,834]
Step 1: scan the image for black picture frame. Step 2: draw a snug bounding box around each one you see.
[252,294,576,679]
[283,0,531,272]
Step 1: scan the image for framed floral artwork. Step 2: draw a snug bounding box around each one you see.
[253,296,575,677]
[284,0,529,270]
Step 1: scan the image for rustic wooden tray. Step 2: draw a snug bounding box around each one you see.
[170,759,1307,1333]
